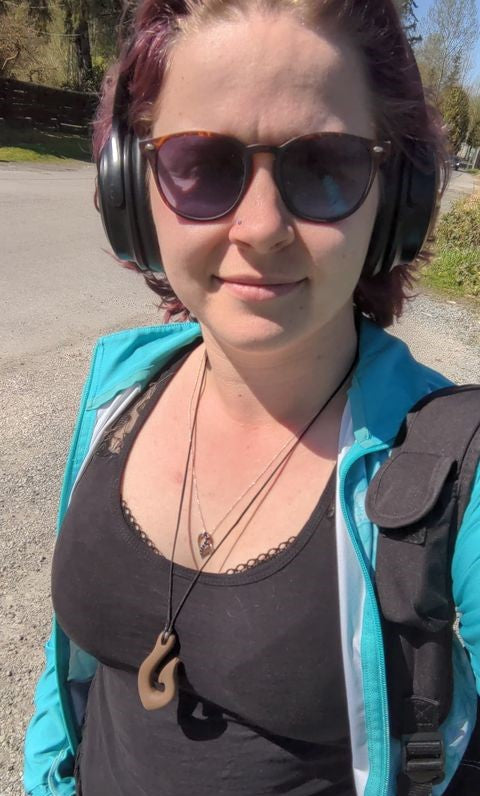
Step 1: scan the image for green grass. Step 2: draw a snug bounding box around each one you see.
[421,191,480,301]
[421,246,480,299]
[0,124,92,163]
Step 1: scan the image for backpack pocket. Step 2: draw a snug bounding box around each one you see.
[366,450,457,631]
[366,450,459,734]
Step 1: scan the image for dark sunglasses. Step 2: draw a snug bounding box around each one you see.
[140,131,391,223]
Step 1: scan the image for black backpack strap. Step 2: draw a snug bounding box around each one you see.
[365,385,480,796]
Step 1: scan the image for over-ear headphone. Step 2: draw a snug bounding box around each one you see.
[97,68,440,277]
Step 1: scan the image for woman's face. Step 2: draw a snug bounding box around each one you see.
[149,11,379,355]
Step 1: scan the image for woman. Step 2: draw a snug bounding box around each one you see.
[24,1,480,795]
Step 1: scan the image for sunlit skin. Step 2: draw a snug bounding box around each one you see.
[121,11,384,571]
[148,11,380,434]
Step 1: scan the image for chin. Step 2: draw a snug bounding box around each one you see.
[201,306,324,356]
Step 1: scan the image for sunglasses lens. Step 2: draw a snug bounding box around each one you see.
[280,135,373,221]
[155,134,245,219]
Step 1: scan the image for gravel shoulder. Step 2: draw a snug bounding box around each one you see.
[1,291,479,796]
[390,290,480,382]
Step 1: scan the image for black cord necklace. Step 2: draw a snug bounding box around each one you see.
[138,347,358,710]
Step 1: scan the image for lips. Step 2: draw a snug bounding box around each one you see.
[213,276,305,301]
[222,279,298,286]
[217,274,305,286]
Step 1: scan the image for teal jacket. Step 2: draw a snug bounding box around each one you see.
[24,319,480,796]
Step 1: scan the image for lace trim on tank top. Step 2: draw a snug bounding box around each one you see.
[94,360,336,577]
[95,379,159,457]
[121,498,306,575]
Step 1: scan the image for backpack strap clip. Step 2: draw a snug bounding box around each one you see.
[398,697,445,795]
[401,732,445,790]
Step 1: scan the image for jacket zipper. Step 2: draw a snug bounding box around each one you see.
[339,444,391,796]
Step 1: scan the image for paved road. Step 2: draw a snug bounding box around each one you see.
[0,162,156,363]
[0,163,479,796]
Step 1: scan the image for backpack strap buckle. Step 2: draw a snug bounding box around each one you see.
[401,731,445,786]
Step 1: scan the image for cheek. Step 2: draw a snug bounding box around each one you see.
[149,185,224,305]
[149,184,177,259]
[304,180,379,289]
[149,184,192,270]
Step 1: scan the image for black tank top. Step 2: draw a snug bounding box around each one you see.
[52,347,355,795]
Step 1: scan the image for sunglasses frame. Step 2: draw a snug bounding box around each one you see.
[140,131,391,223]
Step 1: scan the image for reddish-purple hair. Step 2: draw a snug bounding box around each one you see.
[92,0,448,327]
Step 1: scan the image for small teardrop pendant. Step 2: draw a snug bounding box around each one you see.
[198,531,215,558]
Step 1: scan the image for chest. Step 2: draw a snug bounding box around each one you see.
[120,381,340,574]
[54,443,347,742]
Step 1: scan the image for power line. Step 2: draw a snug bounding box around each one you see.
[0,31,79,36]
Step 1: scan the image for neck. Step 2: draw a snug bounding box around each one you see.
[198,307,359,432]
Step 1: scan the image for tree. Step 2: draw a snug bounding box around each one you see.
[0,2,41,77]
[441,83,470,152]
[446,52,461,85]
[0,0,51,77]
[415,0,479,105]
[467,119,480,149]
[26,0,52,33]
[467,92,480,149]
[61,0,93,88]
[1,0,125,89]
[0,0,52,31]
[60,0,126,90]
[399,0,422,46]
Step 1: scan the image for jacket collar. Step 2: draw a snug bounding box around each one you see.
[88,318,450,447]
[349,319,451,448]
[87,322,202,410]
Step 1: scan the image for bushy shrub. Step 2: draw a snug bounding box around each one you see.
[81,57,108,94]
[435,195,480,248]
[423,194,480,297]
[423,247,480,296]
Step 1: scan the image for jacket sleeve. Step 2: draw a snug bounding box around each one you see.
[452,461,480,694]
[23,343,102,795]
[23,624,76,796]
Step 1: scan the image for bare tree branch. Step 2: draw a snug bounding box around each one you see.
[1,39,19,71]
[416,0,479,102]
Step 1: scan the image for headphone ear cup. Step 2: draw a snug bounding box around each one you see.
[394,144,439,267]
[364,152,404,277]
[364,145,439,277]
[127,135,163,272]
[97,123,163,272]
[97,120,136,263]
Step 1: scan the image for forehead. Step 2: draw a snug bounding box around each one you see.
[152,12,375,142]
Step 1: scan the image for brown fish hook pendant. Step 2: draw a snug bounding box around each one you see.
[138,632,180,710]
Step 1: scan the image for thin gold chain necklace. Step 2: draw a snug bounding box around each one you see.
[137,346,358,711]
[189,352,319,559]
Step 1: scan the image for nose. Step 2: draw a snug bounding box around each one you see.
[228,154,295,253]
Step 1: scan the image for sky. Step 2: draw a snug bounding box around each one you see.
[415,0,480,83]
